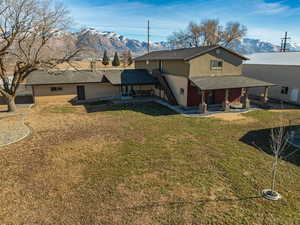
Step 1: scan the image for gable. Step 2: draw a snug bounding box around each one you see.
[186,46,246,63]
[189,48,243,77]
[134,45,248,62]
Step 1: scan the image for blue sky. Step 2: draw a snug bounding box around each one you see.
[62,0,300,45]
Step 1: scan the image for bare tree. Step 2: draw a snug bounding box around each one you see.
[0,0,81,112]
[221,22,247,48]
[168,19,247,49]
[122,50,133,67]
[269,116,289,194]
[200,19,222,46]
[261,111,300,200]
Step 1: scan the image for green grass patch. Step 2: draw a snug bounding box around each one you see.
[44,105,80,113]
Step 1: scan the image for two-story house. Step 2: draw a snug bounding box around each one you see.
[135,45,274,113]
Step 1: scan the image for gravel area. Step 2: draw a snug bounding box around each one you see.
[0,106,31,147]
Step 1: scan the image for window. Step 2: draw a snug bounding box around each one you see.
[180,88,184,95]
[211,60,223,70]
[50,87,63,92]
[281,86,289,95]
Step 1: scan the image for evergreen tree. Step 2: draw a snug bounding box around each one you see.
[102,50,110,66]
[112,52,120,67]
[127,51,133,66]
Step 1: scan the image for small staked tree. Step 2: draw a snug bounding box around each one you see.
[112,52,120,67]
[0,0,81,112]
[262,113,290,200]
[102,50,109,67]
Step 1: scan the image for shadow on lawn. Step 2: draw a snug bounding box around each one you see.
[114,196,263,211]
[82,102,178,116]
[240,126,300,166]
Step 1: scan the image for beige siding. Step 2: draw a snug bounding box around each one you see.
[135,59,189,76]
[243,64,300,104]
[84,83,120,99]
[164,74,188,107]
[161,60,189,76]
[33,83,157,104]
[135,60,159,72]
[33,83,121,104]
[189,49,242,77]
[33,84,77,104]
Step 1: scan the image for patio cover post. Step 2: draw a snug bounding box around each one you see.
[261,86,269,105]
[199,90,207,114]
[243,88,250,109]
[223,89,230,112]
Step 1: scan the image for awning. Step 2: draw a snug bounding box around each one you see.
[190,76,276,91]
[104,69,158,85]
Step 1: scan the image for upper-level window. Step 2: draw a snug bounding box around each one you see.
[211,60,223,70]
[50,87,63,92]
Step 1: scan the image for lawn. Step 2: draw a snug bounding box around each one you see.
[0,102,299,225]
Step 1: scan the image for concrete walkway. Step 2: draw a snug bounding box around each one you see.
[111,97,259,117]
[0,104,32,147]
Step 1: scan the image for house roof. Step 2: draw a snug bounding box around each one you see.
[27,70,105,85]
[104,69,158,85]
[244,52,300,66]
[190,75,276,91]
[26,69,157,86]
[134,45,249,61]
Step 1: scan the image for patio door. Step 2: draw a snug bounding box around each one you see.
[77,85,85,100]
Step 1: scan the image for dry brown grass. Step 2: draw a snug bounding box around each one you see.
[0,103,299,224]
[210,112,257,124]
[56,60,135,71]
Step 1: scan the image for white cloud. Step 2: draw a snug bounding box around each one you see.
[63,0,300,44]
[254,1,290,15]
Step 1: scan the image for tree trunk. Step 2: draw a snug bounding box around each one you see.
[5,95,17,112]
[271,157,278,192]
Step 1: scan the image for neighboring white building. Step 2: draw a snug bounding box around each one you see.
[243,52,300,104]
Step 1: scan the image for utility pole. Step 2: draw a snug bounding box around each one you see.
[147,20,150,55]
[280,32,291,52]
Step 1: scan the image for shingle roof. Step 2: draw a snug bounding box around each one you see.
[190,76,276,91]
[134,45,248,61]
[27,70,105,85]
[26,69,157,86]
[244,52,300,66]
[104,69,158,85]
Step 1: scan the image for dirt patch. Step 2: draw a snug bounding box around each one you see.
[210,113,257,123]
[269,109,300,113]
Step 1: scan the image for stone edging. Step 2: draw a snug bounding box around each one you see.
[0,104,33,147]
[0,122,31,148]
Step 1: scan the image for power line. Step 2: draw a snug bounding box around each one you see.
[280,32,291,52]
[147,20,150,54]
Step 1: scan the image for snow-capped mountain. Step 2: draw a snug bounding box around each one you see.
[73,28,168,58]
[66,28,300,59]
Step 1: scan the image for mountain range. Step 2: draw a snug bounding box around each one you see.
[70,28,300,59]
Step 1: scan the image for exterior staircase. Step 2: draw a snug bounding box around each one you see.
[153,70,178,105]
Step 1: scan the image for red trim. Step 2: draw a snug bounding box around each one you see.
[187,82,242,107]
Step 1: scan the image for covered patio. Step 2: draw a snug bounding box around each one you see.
[189,76,276,114]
